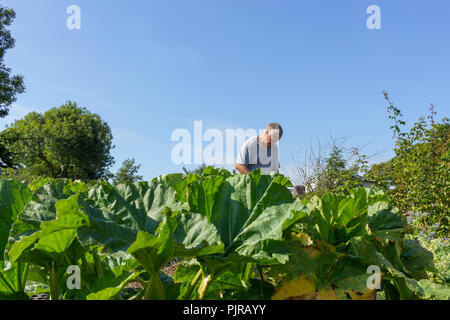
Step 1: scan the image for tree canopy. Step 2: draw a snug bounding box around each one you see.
[0,101,114,180]
[0,5,25,169]
[0,6,25,118]
[111,158,143,185]
[378,93,449,236]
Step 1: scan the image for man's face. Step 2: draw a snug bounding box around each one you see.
[265,129,281,146]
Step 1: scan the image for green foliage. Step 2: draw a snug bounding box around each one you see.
[0,101,114,181]
[416,279,450,300]
[182,164,208,175]
[182,164,234,176]
[272,188,436,300]
[0,143,14,169]
[301,188,375,245]
[316,144,347,191]
[368,161,392,180]
[0,168,447,300]
[308,143,370,196]
[0,5,25,170]
[367,161,393,190]
[111,158,143,185]
[292,137,372,198]
[414,235,450,285]
[0,5,25,118]
[377,93,449,237]
[0,180,31,299]
[0,180,31,257]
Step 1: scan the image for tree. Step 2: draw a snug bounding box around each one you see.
[293,138,370,195]
[0,143,14,168]
[0,5,25,169]
[369,161,392,179]
[367,160,393,190]
[315,144,367,194]
[0,6,25,118]
[111,158,143,185]
[317,144,347,190]
[381,92,449,237]
[0,101,114,180]
[182,163,207,175]
[182,164,236,176]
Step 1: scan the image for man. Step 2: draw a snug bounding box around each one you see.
[235,123,283,174]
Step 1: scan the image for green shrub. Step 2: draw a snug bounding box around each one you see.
[373,93,450,238]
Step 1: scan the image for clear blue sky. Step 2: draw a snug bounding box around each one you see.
[2,0,449,182]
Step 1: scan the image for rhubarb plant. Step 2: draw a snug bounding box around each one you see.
[166,170,307,299]
[0,168,444,300]
[0,180,31,299]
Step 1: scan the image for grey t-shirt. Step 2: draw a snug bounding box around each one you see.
[236,136,279,173]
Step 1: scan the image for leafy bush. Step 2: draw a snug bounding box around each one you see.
[373,93,450,237]
[271,188,438,300]
[111,158,143,186]
[407,215,449,285]
[292,138,371,196]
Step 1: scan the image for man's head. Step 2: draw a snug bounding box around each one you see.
[262,122,283,146]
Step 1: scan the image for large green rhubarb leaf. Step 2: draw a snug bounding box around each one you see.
[0,260,29,299]
[368,209,410,242]
[305,188,370,244]
[8,195,89,266]
[5,179,85,257]
[126,210,178,300]
[417,279,450,300]
[185,171,298,265]
[348,233,434,299]
[78,181,223,256]
[6,194,90,300]
[164,170,302,299]
[0,180,31,259]
[0,181,31,299]
[400,240,435,280]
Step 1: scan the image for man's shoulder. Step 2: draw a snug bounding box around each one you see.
[243,136,258,148]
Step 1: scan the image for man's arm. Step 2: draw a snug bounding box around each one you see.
[272,144,280,174]
[235,163,250,174]
[235,141,251,174]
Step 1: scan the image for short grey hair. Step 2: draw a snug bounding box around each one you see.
[266,122,283,139]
